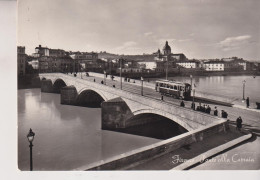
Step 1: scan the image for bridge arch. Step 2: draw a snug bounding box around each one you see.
[132,109,193,131]
[76,88,107,107]
[123,111,189,139]
[78,88,108,101]
[53,78,67,93]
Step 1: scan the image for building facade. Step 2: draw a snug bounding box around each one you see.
[176,60,200,69]
[203,61,225,71]
[17,46,27,76]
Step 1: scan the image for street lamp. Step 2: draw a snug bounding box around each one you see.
[242,80,246,100]
[190,75,193,90]
[120,59,122,90]
[104,70,106,85]
[27,128,35,171]
[192,87,196,110]
[166,55,169,80]
[141,77,144,96]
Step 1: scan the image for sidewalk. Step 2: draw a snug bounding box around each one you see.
[124,128,251,170]
[232,104,259,113]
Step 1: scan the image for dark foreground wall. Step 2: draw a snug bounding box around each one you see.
[78,120,228,170]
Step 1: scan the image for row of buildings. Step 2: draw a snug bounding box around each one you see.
[117,41,258,74]
[18,42,259,76]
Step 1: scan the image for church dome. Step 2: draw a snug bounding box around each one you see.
[163,41,171,51]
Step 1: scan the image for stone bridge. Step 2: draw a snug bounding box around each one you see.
[39,73,226,132]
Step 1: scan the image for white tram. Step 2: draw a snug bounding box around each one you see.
[155,79,191,100]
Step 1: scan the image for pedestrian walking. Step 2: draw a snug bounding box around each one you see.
[221,110,228,118]
[101,80,104,84]
[161,95,164,101]
[191,102,195,110]
[214,106,218,116]
[180,101,185,107]
[246,97,250,108]
[236,116,243,131]
[206,105,211,114]
[93,78,95,82]
[201,104,205,112]
[196,102,202,111]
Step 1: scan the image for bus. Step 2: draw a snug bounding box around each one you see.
[155,79,191,100]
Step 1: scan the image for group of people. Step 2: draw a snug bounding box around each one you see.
[196,103,212,114]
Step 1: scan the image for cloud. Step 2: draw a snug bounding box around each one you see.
[144,32,153,37]
[178,38,193,42]
[189,33,195,37]
[218,35,251,51]
[115,41,138,51]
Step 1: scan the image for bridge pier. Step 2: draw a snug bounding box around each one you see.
[60,86,78,105]
[41,79,53,93]
[101,97,134,130]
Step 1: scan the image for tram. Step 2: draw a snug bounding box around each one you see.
[155,79,191,100]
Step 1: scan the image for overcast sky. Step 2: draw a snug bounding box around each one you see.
[18,0,260,60]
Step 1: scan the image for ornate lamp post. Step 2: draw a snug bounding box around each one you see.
[27,128,35,171]
[242,80,246,100]
[141,77,144,96]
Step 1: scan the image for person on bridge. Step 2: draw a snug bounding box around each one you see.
[246,97,250,108]
[206,105,211,114]
[236,116,243,131]
[221,110,228,118]
[191,102,195,110]
[203,104,207,112]
[93,78,95,82]
[161,95,164,101]
[196,102,202,111]
[180,101,185,107]
[214,106,218,116]
[101,80,104,84]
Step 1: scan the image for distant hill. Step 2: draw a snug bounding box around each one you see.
[98,52,120,60]
[98,52,157,61]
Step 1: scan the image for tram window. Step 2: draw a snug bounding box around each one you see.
[166,84,169,88]
[159,83,162,87]
[170,86,173,89]
[174,85,177,90]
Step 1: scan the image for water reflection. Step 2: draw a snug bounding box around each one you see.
[18,89,160,171]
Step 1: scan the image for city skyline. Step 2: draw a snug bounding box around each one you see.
[18,0,260,60]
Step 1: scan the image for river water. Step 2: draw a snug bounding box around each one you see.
[148,75,260,102]
[18,89,160,171]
